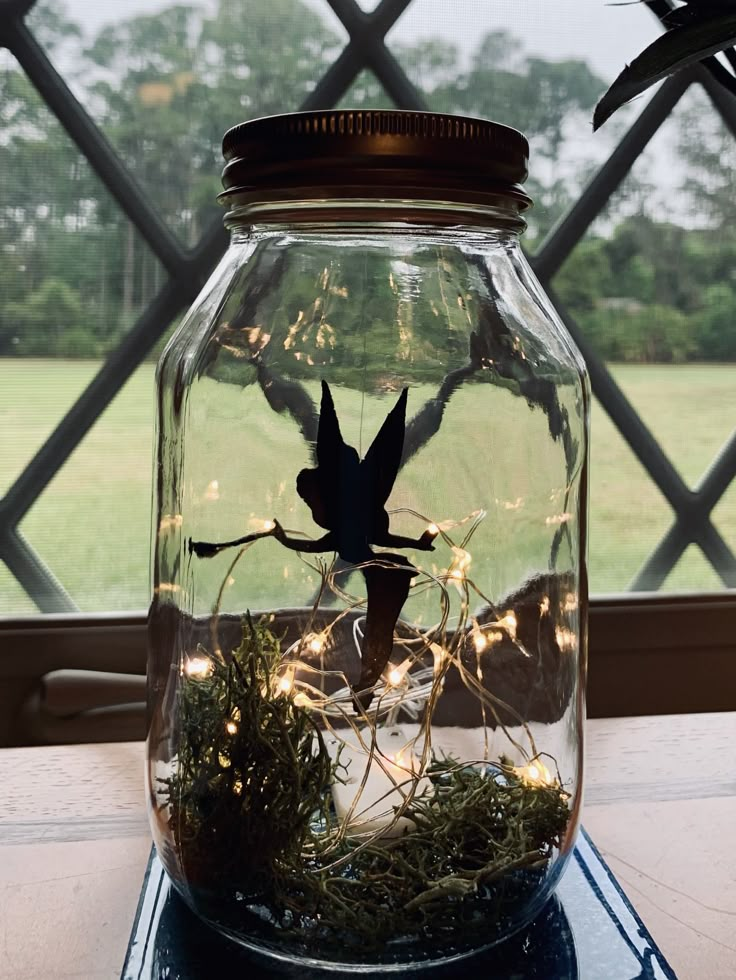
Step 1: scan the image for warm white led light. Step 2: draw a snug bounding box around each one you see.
[448,546,471,584]
[308,634,325,654]
[515,758,554,787]
[184,657,212,679]
[501,611,517,636]
[555,626,577,652]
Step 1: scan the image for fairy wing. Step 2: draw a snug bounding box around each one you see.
[296,380,358,532]
[360,388,408,526]
[297,382,407,550]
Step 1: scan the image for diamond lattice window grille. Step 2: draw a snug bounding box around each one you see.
[1,0,735,613]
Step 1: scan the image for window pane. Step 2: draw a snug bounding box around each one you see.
[0,561,37,617]
[713,482,736,560]
[2,0,735,615]
[551,85,736,591]
[386,0,662,238]
[612,364,736,491]
[17,363,155,613]
[661,544,724,592]
[0,359,98,497]
[588,394,672,593]
[30,0,348,243]
[0,44,164,614]
[335,69,391,110]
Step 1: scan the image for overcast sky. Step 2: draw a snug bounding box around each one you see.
[59,0,663,85]
[384,0,662,83]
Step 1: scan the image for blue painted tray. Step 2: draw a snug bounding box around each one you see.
[121,828,676,979]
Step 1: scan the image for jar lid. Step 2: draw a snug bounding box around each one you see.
[221,110,531,210]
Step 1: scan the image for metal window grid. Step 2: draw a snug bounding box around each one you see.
[1,0,735,613]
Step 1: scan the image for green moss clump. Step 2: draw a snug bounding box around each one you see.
[279,758,570,947]
[162,616,334,896]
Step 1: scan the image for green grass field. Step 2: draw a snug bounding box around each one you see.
[1,359,735,615]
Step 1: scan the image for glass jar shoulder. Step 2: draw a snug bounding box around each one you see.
[174,226,586,394]
[156,240,257,400]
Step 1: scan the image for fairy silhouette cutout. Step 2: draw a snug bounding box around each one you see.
[190,381,436,708]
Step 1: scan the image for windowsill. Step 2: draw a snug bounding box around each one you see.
[1,592,734,719]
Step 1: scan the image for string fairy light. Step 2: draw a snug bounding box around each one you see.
[206,505,545,765]
[563,592,578,614]
[155,582,182,595]
[307,633,326,654]
[555,626,577,652]
[184,656,212,679]
[514,757,554,788]
[254,509,542,740]
[500,610,517,637]
[166,490,576,945]
[545,512,571,526]
[448,546,472,583]
[158,513,183,533]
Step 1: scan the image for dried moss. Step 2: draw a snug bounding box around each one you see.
[161,616,570,953]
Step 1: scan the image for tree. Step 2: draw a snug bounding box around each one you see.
[429,32,606,161]
[0,0,347,356]
[676,86,736,231]
[81,0,344,309]
[6,278,85,355]
[0,3,105,355]
[694,283,736,360]
[8,0,730,365]
[554,239,614,314]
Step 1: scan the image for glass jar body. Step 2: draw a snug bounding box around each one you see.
[147,204,589,971]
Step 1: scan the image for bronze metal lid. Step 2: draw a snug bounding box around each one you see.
[221,110,531,209]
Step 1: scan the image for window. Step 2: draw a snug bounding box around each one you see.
[1,0,735,738]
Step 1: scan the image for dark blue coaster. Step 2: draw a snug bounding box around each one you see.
[121,828,676,979]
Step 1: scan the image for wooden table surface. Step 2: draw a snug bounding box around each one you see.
[1,713,734,980]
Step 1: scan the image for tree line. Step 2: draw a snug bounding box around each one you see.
[1,0,734,363]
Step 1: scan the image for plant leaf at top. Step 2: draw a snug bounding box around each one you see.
[593,9,736,129]
[662,0,736,30]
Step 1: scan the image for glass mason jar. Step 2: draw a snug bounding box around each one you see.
[147,110,589,971]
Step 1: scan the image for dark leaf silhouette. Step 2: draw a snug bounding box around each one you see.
[594,5,736,130]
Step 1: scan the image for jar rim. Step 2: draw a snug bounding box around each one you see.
[223,196,529,233]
